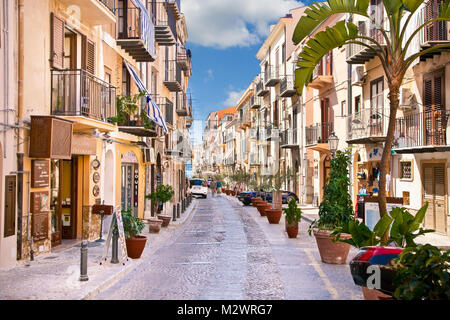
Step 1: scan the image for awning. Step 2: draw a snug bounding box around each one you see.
[124,61,168,133]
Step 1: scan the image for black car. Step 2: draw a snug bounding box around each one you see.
[263,191,299,204]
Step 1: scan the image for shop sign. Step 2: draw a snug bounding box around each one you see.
[134,168,139,208]
[72,135,97,155]
[31,160,50,188]
[101,206,128,263]
[30,191,50,241]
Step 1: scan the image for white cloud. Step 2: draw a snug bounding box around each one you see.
[204,69,214,82]
[223,89,245,107]
[183,0,303,49]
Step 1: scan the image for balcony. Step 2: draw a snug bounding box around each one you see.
[167,0,181,19]
[51,69,117,132]
[305,122,334,151]
[58,0,116,26]
[164,60,182,91]
[154,1,177,46]
[393,109,450,153]
[250,95,262,109]
[264,126,280,142]
[249,127,259,140]
[280,76,296,97]
[239,109,251,129]
[224,132,235,143]
[249,152,260,166]
[116,2,156,62]
[308,57,333,90]
[264,65,280,87]
[255,78,269,96]
[176,92,189,116]
[118,96,158,137]
[281,129,299,149]
[177,45,192,73]
[346,21,387,64]
[155,96,173,126]
[347,108,389,144]
[419,2,450,61]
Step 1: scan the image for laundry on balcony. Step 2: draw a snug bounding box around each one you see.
[124,61,168,133]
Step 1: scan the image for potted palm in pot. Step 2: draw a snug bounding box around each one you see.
[118,209,147,259]
[146,185,174,227]
[283,198,302,238]
[308,150,354,264]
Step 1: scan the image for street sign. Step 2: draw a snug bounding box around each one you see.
[100,206,128,264]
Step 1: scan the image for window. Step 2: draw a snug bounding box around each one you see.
[355,95,361,114]
[400,160,413,180]
[341,100,346,117]
[370,77,384,110]
[122,64,131,96]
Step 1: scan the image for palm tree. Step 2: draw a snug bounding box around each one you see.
[293,0,450,220]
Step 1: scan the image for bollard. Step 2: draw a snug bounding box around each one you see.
[111,230,119,264]
[80,240,89,281]
[182,198,185,212]
[177,203,180,218]
[173,203,177,222]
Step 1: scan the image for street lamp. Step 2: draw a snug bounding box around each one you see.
[328,132,339,157]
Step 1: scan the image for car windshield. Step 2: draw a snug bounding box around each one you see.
[190,179,204,187]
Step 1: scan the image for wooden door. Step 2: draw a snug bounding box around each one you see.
[423,163,447,233]
[321,98,330,142]
[4,176,16,238]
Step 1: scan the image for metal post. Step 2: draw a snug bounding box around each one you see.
[80,240,89,281]
[96,214,105,242]
[177,203,180,218]
[182,198,185,212]
[111,229,119,264]
[173,204,177,221]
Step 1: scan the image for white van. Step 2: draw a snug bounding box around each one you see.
[189,179,208,198]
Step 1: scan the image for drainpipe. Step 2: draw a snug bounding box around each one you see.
[347,14,353,201]
[2,0,9,159]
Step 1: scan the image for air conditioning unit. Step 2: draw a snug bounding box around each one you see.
[142,147,155,164]
[352,66,365,85]
[399,88,416,110]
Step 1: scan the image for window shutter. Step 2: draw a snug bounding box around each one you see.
[86,40,96,74]
[51,13,65,69]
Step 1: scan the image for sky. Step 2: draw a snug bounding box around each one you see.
[182,0,311,145]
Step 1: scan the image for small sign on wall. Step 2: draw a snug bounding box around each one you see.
[31,160,50,188]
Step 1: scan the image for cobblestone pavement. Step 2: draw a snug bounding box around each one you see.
[94,194,363,300]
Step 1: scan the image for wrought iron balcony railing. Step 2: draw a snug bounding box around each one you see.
[305,122,334,146]
[394,109,450,151]
[281,129,298,148]
[347,108,389,144]
[153,1,177,45]
[280,76,296,97]
[264,65,280,87]
[164,60,183,91]
[51,69,116,123]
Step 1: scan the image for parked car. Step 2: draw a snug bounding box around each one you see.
[263,191,299,204]
[237,191,258,205]
[189,179,208,198]
[349,246,403,296]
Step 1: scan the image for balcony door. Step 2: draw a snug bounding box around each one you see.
[320,98,331,143]
[425,0,447,42]
[370,77,384,136]
[423,163,447,234]
[423,69,446,146]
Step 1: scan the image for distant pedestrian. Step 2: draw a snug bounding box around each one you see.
[211,180,217,197]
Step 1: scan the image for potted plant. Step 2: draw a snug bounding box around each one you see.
[283,198,302,238]
[146,185,174,227]
[263,171,286,224]
[118,209,147,259]
[392,244,450,300]
[147,218,164,233]
[308,150,354,264]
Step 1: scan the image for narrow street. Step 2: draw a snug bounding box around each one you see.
[95,194,362,300]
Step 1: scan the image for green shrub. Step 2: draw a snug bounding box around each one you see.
[283,198,302,225]
[393,244,450,300]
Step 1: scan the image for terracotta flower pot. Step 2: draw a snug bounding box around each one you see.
[157,215,172,227]
[252,198,263,207]
[266,208,282,224]
[256,203,271,216]
[148,219,163,233]
[251,197,262,205]
[313,229,352,264]
[285,219,299,238]
[125,235,147,259]
[361,287,393,300]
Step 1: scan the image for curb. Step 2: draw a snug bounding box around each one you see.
[82,200,198,300]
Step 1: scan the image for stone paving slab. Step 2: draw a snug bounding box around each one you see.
[0,201,197,300]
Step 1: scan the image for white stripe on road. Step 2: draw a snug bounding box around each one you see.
[303,249,340,300]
